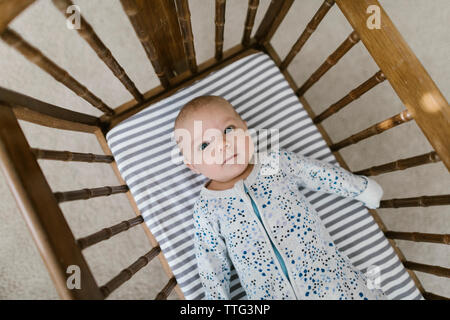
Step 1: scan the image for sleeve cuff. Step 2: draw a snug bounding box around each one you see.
[355,177,384,209]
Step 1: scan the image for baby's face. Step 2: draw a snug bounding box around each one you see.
[175,102,254,183]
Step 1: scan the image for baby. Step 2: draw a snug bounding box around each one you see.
[174,95,386,300]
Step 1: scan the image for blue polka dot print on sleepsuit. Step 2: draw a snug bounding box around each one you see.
[192,147,387,300]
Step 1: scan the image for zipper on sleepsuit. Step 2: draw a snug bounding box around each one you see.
[243,184,298,299]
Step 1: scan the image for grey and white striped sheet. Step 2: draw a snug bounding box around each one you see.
[106,52,423,300]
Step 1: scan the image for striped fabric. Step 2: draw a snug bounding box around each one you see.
[106,52,423,300]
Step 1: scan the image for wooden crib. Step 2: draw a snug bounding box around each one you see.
[0,0,448,300]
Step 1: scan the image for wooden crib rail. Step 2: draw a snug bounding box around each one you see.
[242,0,259,47]
[175,0,197,74]
[281,0,335,71]
[403,261,450,279]
[295,31,360,96]
[0,28,115,116]
[329,109,413,151]
[0,103,103,299]
[354,151,441,177]
[121,0,197,85]
[53,185,129,203]
[215,0,226,61]
[155,277,177,300]
[94,129,185,299]
[100,246,161,298]
[0,94,179,299]
[254,0,294,46]
[313,70,387,124]
[109,44,259,129]
[77,215,144,250]
[0,87,102,133]
[380,195,450,209]
[120,0,170,88]
[0,0,34,33]
[260,2,448,298]
[32,148,114,163]
[336,0,450,171]
[385,231,449,245]
[51,0,144,103]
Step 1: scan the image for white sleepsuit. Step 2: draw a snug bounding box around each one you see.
[193,148,387,300]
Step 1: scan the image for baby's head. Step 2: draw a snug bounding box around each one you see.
[174,95,254,183]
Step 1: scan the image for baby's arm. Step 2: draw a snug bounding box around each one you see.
[193,200,232,300]
[275,148,383,209]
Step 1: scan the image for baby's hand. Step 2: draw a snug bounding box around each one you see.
[355,177,384,209]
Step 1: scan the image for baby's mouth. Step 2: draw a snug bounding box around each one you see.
[223,154,237,165]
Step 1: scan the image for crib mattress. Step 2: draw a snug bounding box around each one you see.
[106,52,423,300]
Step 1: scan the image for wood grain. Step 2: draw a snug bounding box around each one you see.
[281,0,335,70]
[52,0,143,103]
[175,0,198,74]
[0,103,103,299]
[1,28,114,115]
[215,0,226,61]
[120,0,171,88]
[254,0,294,46]
[242,0,259,47]
[0,87,101,133]
[353,151,440,176]
[336,0,450,171]
[0,0,34,34]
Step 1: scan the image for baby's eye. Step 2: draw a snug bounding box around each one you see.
[224,126,234,134]
[200,142,209,151]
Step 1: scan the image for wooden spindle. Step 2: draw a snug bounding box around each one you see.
[295,31,360,94]
[313,70,386,123]
[242,0,259,47]
[280,0,335,70]
[0,87,101,133]
[54,185,129,203]
[423,292,449,300]
[384,231,449,245]
[31,148,114,163]
[52,0,143,103]
[100,246,161,298]
[330,110,413,151]
[215,0,226,61]
[0,28,114,116]
[254,0,294,46]
[120,0,170,88]
[175,0,198,74]
[336,0,450,172]
[380,195,450,208]
[0,0,35,34]
[403,261,450,278]
[77,215,144,250]
[0,103,103,299]
[353,151,441,176]
[155,277,177,300]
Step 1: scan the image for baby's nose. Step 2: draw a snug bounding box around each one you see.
[219,139,232,151]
